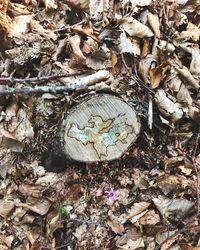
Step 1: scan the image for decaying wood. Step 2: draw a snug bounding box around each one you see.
[46,94,140,171]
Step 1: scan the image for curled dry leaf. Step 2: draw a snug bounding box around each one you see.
[153,196,195,219]
[83,37,98,54]
[157,174,195,195]
[26,227,40,244]
[180,43,200,75]
[174,64,199,90]
[119,32,140,55]
[43,0,57,10]
[119,238,145,250]
[178,22,200,41]
[18,184,43,198]
[119,201,151,224]
[156,230,180,250]
[0,0,12,36]
[20,198,52,215]
[155,89,187,123]
[64,0,89,13]
[188,106,200,124]
[68,34,86,67]
[149,62,169,89]
[148,13,160,38]
[120,17,154,38]
[139,55,157,83]
[0,235,14,248]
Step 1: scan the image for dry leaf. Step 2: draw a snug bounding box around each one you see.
[139,55,157,83]
[119,32,140,55]
[178,22,200,41]
[155,89,187,123]
[86,46,111,70]
[0,198,16,218]
[156,230,180,250]
[18,184,43,198]
[68,34,86,67]
[120,17,154,38]
[157,174,195,195]
[43,0,57,10]
[139,209,160,225]
[0,235,14,247]
[153,196,195,219]
[119,238,145,250]
[148,13,160,38]
[64,0,89,13]
[107,219,125,235]
[174,64,199,90]
[10,15,32,37]
[20,198,52,215]
[149,62,169,89]
[120,201,151,224]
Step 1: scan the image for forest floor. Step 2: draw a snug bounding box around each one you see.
[0,0,200,249]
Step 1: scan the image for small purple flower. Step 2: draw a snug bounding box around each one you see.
[105,189,119,203]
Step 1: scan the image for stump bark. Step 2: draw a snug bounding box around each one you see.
[45,94,140,171]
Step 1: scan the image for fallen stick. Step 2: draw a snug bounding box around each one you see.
[0,72,82,84]
[0,70,113,96]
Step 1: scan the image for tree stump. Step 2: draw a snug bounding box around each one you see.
[45,94,140,171]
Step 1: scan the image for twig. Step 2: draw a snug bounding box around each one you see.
[0,70,113,96]
[0,72,82,84]
[0,85,82,96]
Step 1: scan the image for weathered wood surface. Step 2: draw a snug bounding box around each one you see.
[58,94,141,163]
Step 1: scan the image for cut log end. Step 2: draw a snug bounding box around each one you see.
[59,94,140,163]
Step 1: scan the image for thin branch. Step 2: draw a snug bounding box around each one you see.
[0,70,113,96]
[0,72,82,84]
[0,85,82,96]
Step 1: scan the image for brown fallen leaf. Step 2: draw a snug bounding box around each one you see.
[153,196,195,219]
[120,17,154,38]
[156,230,180,250]
[0,198,16,218]
[18,184,43,198]
[149,62,169,89]
[119,32,140,55]
[26,227,40,244]
[157,174,195,195]
[0,0,12,36]
[119,201,151,224]
[64,0,89,13]
[182,245,200,250]
[119,238,145,250]
[139,209,160,225]
[68,34,86,67]
[107,218,125,235]
[178,22,200,41]
[0,235,14,248]
[148,13,160,38]
[20,198,52,215]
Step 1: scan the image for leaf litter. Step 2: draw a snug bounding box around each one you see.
[0,0,200,249]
